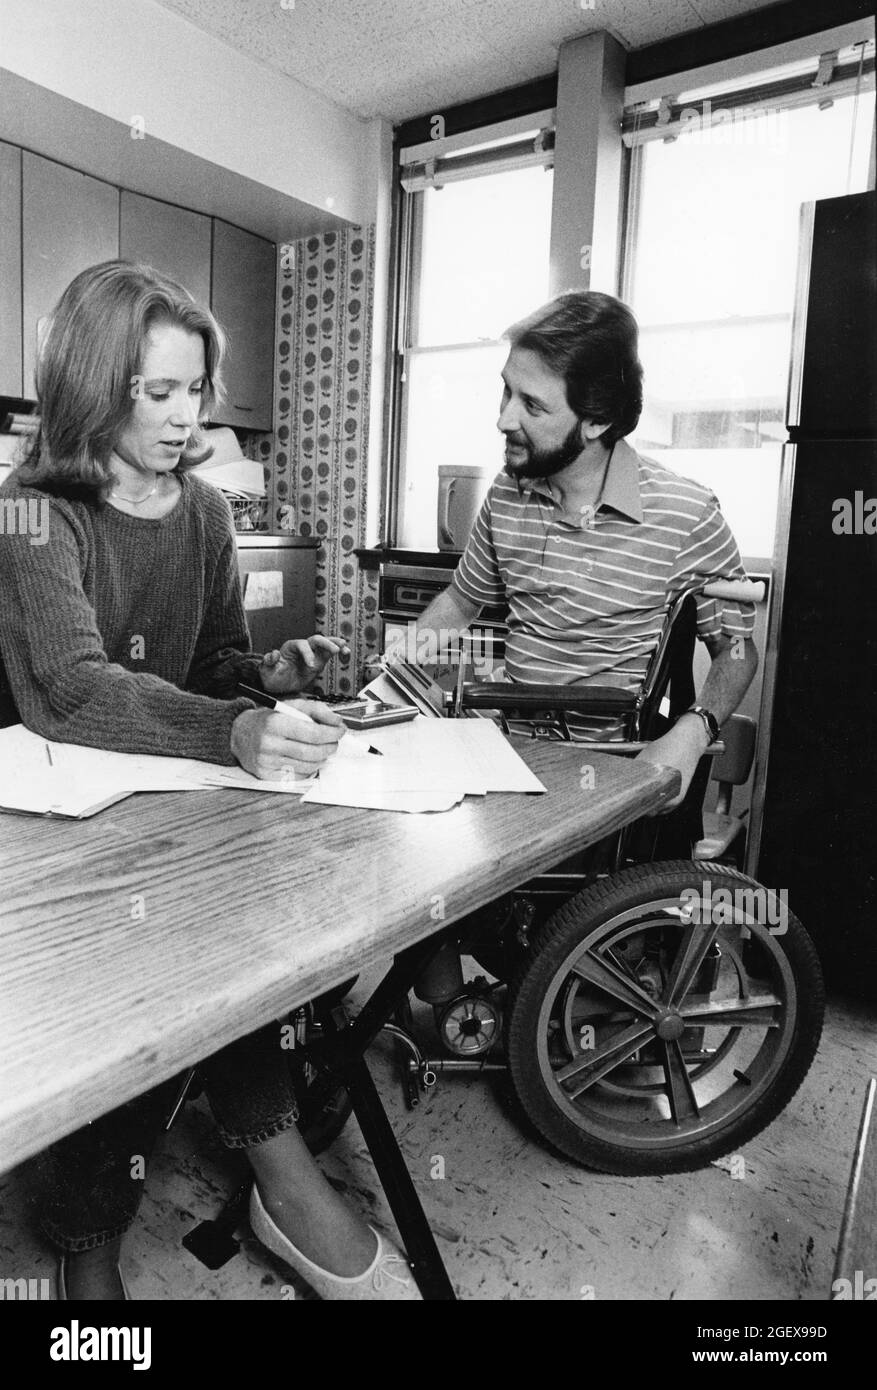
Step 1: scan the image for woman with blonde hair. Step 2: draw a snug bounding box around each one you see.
[0,260,419,1301]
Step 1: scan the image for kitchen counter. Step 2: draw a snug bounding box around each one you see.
[355,547,461,570]
[235,533,319,548]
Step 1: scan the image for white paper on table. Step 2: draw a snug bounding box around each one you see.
[0,714,544,817]
[365,717,546,794]
[0,725,274,815]
[456,719,547,793]
[300,716,544,812]
[0,765,132,817]
[301,784,463,813]
[198,730,370,794]
[46,738,219,790]
[197,767,314,794]
[0,725,194,816]
[301,755,466,803]
[304,720,474,799]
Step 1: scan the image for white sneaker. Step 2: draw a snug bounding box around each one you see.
[57,1254,130,1300]
[249,1184,422,1301]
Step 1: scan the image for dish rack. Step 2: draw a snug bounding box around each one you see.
[229,498,269,531]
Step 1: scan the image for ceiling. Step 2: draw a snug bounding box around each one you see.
[153,0,784,122]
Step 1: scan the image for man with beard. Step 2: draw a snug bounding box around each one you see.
[410,291,758,813]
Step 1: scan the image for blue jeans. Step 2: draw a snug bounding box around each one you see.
[37,1020,300,1253]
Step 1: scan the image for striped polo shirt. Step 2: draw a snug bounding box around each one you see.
[451,438,755,739]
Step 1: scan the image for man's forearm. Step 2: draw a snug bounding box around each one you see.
[638,637,759,809]
[385,585,483,664]
[695,637,759,727]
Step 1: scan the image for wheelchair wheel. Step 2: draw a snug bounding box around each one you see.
[505,861,824,1175]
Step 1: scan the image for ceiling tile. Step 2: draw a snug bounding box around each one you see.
[153,0,785,120]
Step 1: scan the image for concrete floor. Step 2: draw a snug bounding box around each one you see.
[1,977,873,1302]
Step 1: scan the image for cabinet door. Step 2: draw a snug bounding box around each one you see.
[236,543,316,648]
[211,220,275,430]
[22,153,119,400]
[0,143,23,398]
[119,190,211,306]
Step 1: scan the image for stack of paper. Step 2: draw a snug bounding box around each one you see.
[0,724,335,817]
[0,717,543,819]
[301,717,545,813]
[0,725,210,817]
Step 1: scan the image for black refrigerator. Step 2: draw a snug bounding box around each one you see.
[751,190,876,993]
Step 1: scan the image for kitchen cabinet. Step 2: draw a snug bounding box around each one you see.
[0,143,22,398]
[211,220,275,430]
[21,153,119,399]
[8,150,276,421]
[119,190,211,306]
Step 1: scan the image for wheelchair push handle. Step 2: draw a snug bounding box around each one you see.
[700,579,765,603]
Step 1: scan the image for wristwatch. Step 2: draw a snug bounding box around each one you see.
[681,704,720,743]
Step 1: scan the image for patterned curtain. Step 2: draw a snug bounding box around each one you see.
[267,225,380,696]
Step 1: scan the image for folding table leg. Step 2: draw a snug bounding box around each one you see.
[342,1051,456,1301]
[304,936,459,1299]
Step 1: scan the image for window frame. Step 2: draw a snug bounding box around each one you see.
[381,21,875,550]
[619,28,875,402]
[381,114,556,548]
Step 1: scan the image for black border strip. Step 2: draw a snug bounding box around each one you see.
[627,0,875,87]
[395,0,875,144]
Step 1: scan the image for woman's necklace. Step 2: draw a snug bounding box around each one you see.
[111,475,161,506]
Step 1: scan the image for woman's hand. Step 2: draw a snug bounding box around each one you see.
[259,635,350,694]
[230,702,345,780]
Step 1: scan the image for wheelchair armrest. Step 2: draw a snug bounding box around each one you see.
[459,681,637,715]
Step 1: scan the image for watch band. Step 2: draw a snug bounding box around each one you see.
[683,704,720,742]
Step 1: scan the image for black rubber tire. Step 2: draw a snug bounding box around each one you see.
[505,861,825,1175]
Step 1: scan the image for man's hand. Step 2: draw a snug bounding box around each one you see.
[230,703,345,780]
[636,714,711,813]
[259,635,349,694]
[638,634,758,812]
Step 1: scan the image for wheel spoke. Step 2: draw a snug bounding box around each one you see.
[680,993,783,1028]
[660,1038,700,1123]
[603,945,644,986]
[664,922,720,1008]
[570,949,662,1018]
[555,1019,657,1096]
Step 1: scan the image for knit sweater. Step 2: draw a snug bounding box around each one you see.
[0,471,261,764]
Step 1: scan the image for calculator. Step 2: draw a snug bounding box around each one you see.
[331,700,420,730]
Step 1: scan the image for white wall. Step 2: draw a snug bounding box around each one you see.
[363,118,395,546]
[1,0,379,226]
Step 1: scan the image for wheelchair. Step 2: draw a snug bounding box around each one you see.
[169,580,825,1270]
[379,580,825,1176]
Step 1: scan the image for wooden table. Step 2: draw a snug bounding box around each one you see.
[0,740,678,1294]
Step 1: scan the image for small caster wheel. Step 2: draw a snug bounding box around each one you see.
[436,992,501,1057]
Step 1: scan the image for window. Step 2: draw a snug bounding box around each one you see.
[392,127,554,549]
[621,42,875,562]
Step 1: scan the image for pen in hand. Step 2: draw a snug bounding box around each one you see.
[237,683,315,723]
